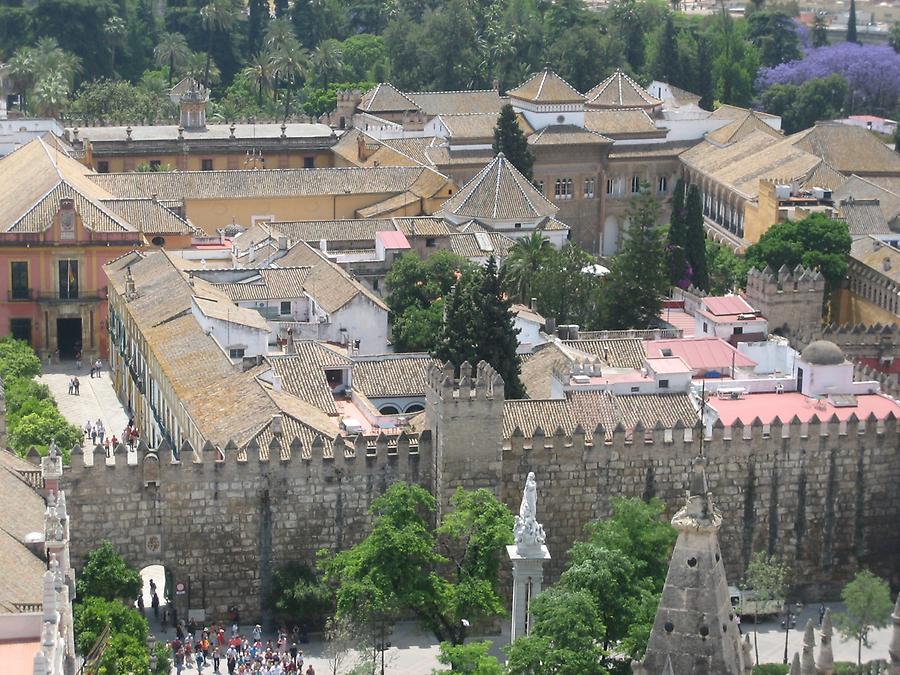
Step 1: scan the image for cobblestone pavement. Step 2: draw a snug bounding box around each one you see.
[153,600,893,674]
[38,360,130,450]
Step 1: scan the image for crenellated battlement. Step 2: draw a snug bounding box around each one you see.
[426,360,505,402]
[744,264,826,336]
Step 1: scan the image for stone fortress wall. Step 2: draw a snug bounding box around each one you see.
[57,363,900,622]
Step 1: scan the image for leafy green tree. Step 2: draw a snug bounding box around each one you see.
[833,570,892,665]
[322,484,513,646]
[706,240,746,295]
[711,12,760,107]
[200,0,239,87]
[76,541,142,602]
[270,561,335,628]
[302,80,375,119]
[760,74,849,134]
[269,37,309,119]
[340,34,389,81]
[532,243,601,328]
[847,0,858,43]
[747,11,802,67]
[100,633,150,674]
[492,104,534,181]
[417,0,481,91]
[813,15,830,47]
[8,411,80,457]
[653,15,681,86]
[103,16,127,74]
[153,32,191,87]
[310,39,345,87]
[504,232,554,303]
[392,303,445,353]
[505,587,609,674]
[246,0,269,56]
[73,595,149,654]
[291,0,348,48]
[684,184,708,290]
[0,337,41,380]
[470,256,525,398]
[434,640,503,674]
[598,184,669,329]
[243,53,274,106]
[744,213,851,304]
[741,552,791,663]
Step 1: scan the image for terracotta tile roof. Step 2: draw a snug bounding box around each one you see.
[360,83,420,113]
[352,353,440,398]
[192,296,270,330]
[840,201,892,236]
[584,109,660,136]
[584,70,661,109]
[439,153,558,220]
[448,231,515,258]
[527,124,612,146]
[790,122,900,176]
[331,130,424,169]
[99,198,200,235]
[801,160,847,191]
[707,111,782,145]
[864,176,900,194]
[377,136,443,167]
[203,267,310,301]
[89,166,449,201]
[502,390,697,437]
[833,175,900,222]
[267,344,351,414]
[269,218,398,244]
[274,241,388,312]
[7,182,131,233]
[392,216,453,236]
[538,216,569,231]
[507,68,585,104]
[561,338,647,369]
[0,459,46,614]
[607,143,694,160]
[709,104,780,122]
[355,191,420,218]
[249,385,341,459]
[408,90,506,115]
[850,236,900,284]
[520,343,571,398]
[455,220,489,233]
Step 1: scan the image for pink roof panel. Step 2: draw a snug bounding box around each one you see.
[709,392,900,426]
[659,308,696,337]
[377,230,411,249]
[702,295,755,317]
[646,337,757,371]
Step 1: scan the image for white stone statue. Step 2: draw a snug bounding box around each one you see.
[514,472,546,551]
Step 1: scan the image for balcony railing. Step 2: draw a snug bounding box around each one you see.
[36,289,106,302]
[7,288,33,301]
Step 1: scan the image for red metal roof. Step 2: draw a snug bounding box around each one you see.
[646,337,757,371]
[658,308,697,337]
[377,230,411,249]
[702,295,755,317]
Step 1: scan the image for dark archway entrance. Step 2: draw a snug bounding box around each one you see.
[10,318,31,344]
[56,317,82,358]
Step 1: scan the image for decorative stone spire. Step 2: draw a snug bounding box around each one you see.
[633,455,745,674]
[889,594,900,674]
[507,472,550,643]
[801,620,816,675]
[816,609,834,674]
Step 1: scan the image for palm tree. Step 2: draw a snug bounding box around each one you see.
[504,232,554,302]
[154,32,191,87]
[200,0,239,87]
[187,51,220,87]
[243,53,273,106]
[32,37,81,89]
[310,39,344,87]
[103,16,127,74]
[269,40,308,118]
[8,47,36,115]
[264,17,295,51]
[32,71,68,118]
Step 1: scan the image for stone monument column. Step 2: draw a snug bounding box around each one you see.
[507,472,550,643]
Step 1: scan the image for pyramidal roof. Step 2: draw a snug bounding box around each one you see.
[585,69,662,109]
[359,83,420,113]
[633,456,749,675]
[507,68,585,105]
[438,153,558,221]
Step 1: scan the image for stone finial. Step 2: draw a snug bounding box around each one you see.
[801,619,816,674]
[742,634,754,673]
[672,455,722,532]
[513,471,546,554]
[789,652,801,674]
[890,594,900,670]
[33,649,48,675]
[817,609,834,673]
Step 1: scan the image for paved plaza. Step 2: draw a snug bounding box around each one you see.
[39,360,130,451]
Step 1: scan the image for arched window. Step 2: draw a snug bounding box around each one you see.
[151,236,166,247]
[404,403,424,414]
[379,404,400,415]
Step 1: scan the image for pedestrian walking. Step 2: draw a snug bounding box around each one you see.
[161,608,168,633]
[75,350,82,369]
[73,377,80,395]
[95,358,102,376]
[137,594,144,615]
[151,591,160,619]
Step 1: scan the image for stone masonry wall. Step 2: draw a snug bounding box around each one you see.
[62,440,432,624]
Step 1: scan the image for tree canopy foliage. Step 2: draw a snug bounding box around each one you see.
[833,570,893,666]
[76,541,142,602]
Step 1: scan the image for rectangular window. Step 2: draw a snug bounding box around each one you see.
[659,379,669,389]
[149,160,161,170]
[702,322,708,333]
[535,180,544,194]
[280,301,291,315]
[555,178,573,201]
[10,261,29,300]
[631,175,641,193]
[425,238,436,248]
[606,178,613,195]
[97,161,109,173]
[58,259,78,300]
[303,156,315,168]
[733,326,743,335]
[584,177,595,199]
[229,348,245,359]
[201,159,213,171]
[658,176,668,193]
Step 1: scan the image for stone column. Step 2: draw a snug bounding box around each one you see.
[507,472,550,643]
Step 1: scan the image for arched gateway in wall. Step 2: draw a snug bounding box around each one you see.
[62,436,432,625]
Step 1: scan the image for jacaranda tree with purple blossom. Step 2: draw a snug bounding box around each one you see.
[757,43,900,116]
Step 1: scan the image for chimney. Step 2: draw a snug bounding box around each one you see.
[125,266,136,300]
[278,236,288,251]
[248,240,256,263]
[272,373,282,391]
[356,134,368,161]
[271,413,282,435]
[570,324,579,340]
[530,297,538,311]
[319,238,328,253]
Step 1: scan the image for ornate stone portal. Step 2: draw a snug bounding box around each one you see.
[507,472,551,642]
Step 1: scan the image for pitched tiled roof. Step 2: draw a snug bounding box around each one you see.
[359,83,420,113]
[850,236,900,284]
[377,136,443,167]
[538,217,569,231]
[274,241,388,312]
[435,113,501,140]
[838,200,892,236]
[99,198,199,235]
[269,219,398,244]
[209,267,313,301]
[507,68,584,104]
[0,458,45,613]
[392,216,453,236]
[561,338,647,369]
[249,385,341,459]
[584,109,660,136]
[267,343,352,414]
[584,70,661,109]
[528,124,612,146]
[448,231,516,258]
[502,390,697,438]
[408,90,506,115]
[790,123,900,177]
[709,104,780,122]
[352,354,439,398]
[90,166,450,201]
[439,153,558,220]
[707,111,782,146]
[800,160,846,191]
[355,191,420,218]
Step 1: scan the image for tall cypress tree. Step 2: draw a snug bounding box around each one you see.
[493,104,534,181]
[847,0,858,43]
[436,280,478,371]
[666,178,690,286]
[599,185,669,329]
[247,0,268,56]
[473,257,525,399]
[684,184,709,290]
[653,15,681,88]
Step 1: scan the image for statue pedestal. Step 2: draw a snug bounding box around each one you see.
[507,544,551,643]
